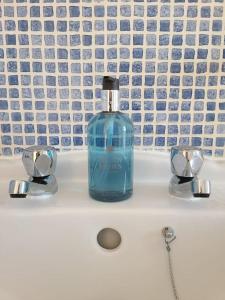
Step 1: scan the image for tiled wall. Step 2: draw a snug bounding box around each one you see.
[0,0,225,157]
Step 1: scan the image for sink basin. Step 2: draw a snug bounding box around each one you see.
[0,151,225,300]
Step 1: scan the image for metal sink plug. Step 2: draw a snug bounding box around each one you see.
[9,146,58,198]
[169,146,211,199]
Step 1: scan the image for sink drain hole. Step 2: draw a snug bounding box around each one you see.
[97,228,121,250]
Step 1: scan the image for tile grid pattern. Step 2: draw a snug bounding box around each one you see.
[0,0,224,158]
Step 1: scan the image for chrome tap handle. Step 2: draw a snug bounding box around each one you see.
[170,146,204,178]
[22,146,57,177]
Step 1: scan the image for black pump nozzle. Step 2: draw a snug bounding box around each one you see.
[102,76,119,90]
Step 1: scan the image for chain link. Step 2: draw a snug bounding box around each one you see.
[166,244,180,300]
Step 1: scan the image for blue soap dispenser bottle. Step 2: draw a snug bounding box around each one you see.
[88,76,134,202]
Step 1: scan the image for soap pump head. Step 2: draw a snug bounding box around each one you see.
[102,76,120,112]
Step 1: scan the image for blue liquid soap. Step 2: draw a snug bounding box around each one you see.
[88,77,134,202]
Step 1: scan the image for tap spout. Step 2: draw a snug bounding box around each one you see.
[9,175,58,198]
[169,176,211,199]
[9,180,30,198]
[192,178,211,198]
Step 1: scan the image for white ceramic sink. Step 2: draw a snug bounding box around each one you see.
[0,151,225,300]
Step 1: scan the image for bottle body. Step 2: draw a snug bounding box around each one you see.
[88,112,133,202]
